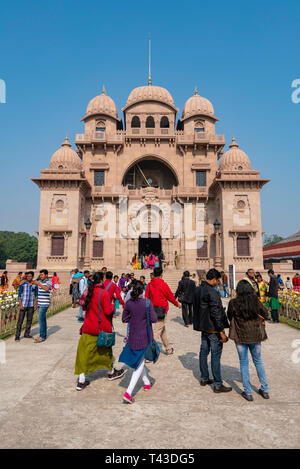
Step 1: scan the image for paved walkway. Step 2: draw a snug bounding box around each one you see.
[0,304,299,449]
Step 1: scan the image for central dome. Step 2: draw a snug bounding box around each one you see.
[124,85,176,110]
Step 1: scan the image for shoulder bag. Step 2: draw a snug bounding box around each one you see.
[96,289,116,348]
[144,299,160,363]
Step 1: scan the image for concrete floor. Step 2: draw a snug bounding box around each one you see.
[0,304,299,449]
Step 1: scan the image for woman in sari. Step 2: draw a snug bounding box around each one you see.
[0,271,8,292]
[148,253,155,269]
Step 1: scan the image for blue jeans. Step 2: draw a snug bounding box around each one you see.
[199,332,223,387]
[38,306,49,340]
[271,310,279,323]
[78,306,85,320]
[236,343,269,395]
[223,284,229,298]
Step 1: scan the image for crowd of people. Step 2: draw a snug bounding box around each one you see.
[5,262,298,405]
[68,264,292,404]
[130,252,164,270]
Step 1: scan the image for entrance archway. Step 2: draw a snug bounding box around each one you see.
[139,233,161,256]
[122,158,178,189]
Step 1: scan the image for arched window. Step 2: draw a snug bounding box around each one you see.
[237,235,250,257]
[131,116,140,128]
[96,120,106,132]
[194,120,205,133]
[146,116,155,128]
[160,116,169,128]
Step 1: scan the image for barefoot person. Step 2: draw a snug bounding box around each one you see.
[119,281,158,404]
[75,271,125,390]
[227,280,270,401]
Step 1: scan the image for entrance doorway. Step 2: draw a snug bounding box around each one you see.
[139,233,162,256]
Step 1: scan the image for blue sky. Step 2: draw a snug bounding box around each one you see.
[0,0,299,238]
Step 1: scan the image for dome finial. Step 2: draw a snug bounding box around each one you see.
[194,87,198,95]
[229,136,239,148]
[62,135,71,147]
[102,85,106,95]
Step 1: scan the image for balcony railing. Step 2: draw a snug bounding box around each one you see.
[92,186,208,198]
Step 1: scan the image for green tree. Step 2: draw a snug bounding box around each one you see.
[0,231,38,268]
[263,234,284,247]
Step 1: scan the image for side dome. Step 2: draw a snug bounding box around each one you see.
[182,88,215,120]
[85,87,118,119]
[219,137,252,171]
[49,136,81,170]
[123,85,177,110]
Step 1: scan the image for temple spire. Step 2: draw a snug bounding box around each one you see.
[102,85,106,95]
[194,87,198,95]
[148,36,152,86]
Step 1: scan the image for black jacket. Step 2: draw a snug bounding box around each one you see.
[267,275,278,298]
[193,281,229,332]
[175,277,196,304]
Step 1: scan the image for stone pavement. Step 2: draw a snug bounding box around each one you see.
[0,304,299,449]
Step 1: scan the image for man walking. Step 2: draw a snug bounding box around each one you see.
[33,270,52,343]
[193,268,232,393]
[15,271,38,341]
[175,271,196,327]
[145,267,179,355]
[78,270,90,322]
[266,269,280,323]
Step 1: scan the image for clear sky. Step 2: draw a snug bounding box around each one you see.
[0,0,299,238]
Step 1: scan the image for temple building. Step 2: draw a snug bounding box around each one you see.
[32,81,269,275]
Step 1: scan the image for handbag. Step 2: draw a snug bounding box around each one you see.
[144,299,160,363]
[148,284,166,320]
[96,290,116,348]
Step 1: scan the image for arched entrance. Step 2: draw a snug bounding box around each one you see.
[139,233,162,256]
[122,158,178,189]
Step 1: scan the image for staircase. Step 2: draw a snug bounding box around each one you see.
[114,268,184,294]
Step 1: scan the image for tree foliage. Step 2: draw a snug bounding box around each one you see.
[263,234,284,247]
[0,231,38,269]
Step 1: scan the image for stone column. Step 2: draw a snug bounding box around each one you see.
[84,230,91,269]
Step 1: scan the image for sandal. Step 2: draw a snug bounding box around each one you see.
[34,337,45,343]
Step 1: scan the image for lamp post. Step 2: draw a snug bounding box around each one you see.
[84,218,92,269]
[213,219,222,269]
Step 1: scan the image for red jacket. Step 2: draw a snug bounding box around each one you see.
[104,279,125,307]
[145,277,178,314]
[82,285,114,336]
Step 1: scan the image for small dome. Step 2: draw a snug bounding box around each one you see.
[182,88,215,120]
[85,87,118,119]
[219,137,252,171]
[124,85,176,110]
[49,136,81,170]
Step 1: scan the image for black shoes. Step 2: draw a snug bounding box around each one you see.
[15,337,20,341]
[200,379,214,386]
[107,368,125,381]
[258,389,270,399]
[24,335,33,339]
[76,380,90,391]
[213,385,232,393]
[241,392,253,402]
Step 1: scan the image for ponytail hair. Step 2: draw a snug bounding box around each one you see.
[84,271,104,311]
[130,280,144,301]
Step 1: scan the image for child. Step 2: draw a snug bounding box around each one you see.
[119,281,158,403]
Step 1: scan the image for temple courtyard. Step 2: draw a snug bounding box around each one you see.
[0,303,299,449]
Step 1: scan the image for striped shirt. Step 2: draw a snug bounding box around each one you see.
[18,281,38,308]
[37,279,52,307]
